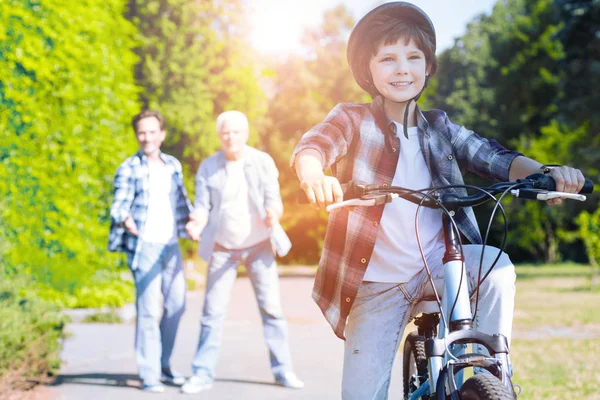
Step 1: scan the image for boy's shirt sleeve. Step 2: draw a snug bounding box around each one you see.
[109,161,135,225]
[290,103,361,170]
[448,120,522,182]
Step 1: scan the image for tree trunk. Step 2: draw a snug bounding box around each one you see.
[544,219,558,264]
[590,253,599,290]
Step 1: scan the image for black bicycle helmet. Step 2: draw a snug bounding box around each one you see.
[347,2,437,97]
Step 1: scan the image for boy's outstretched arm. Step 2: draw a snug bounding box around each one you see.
[295,149,344,210]
[508,155,585,205]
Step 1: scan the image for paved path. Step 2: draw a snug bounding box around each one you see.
[46,274,404,399]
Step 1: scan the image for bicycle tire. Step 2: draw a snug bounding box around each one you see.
[459,374,514,400]
[403,331,430,399]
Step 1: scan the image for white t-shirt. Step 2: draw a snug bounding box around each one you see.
[214,159,270,249]
[141,161,177,244]
[363,123,445,283]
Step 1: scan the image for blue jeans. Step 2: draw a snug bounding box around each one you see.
[341,245,516,400]
[191,240,293,379]
[131,241,186,386]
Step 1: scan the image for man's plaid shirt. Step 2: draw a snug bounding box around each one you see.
[108,151,192,270]
[291,98,521,339]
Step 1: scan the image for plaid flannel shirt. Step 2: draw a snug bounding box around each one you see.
[290,98,521,339]
[108,151,192,270]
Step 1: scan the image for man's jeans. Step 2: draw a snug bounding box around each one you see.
[191,240,293,379]
[132,241,186,386]
[341,245,516,400]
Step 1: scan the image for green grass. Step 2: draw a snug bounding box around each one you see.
[511,339,600,399]
[511,263,600,399]
[81,310,123,324]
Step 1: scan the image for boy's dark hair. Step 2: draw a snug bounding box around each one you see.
[347,2,437,97]
[131,110,165,132]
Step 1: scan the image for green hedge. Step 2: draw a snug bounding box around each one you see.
[0,0,139,306]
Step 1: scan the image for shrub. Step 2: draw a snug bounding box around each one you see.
[0,276,68,388]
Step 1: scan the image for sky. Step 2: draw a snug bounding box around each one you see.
[248,0,499,55]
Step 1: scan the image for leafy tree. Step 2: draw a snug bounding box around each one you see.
[429,7,502,137]
[513,122,592,263]
[0,0,138,305]
[575,208,600,288]
[261,5,365,264]
[430,0,599,262]
[554,0,600,133]
[125,0,266,178]
[492,0,564,142]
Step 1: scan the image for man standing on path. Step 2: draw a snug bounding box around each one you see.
[109,110,192,393]
[182,110,303,394]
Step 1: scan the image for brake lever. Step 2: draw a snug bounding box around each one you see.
[511,189,587,202]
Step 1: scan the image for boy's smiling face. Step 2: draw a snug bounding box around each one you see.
[369,38,429,104]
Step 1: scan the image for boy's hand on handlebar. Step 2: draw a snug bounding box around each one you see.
[546,166,586,205]
[300,174,344,210]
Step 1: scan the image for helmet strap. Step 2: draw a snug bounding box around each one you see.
[402,99,413,139]
[395,75,430,139]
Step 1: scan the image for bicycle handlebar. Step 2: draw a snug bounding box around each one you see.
[297,174,594,212]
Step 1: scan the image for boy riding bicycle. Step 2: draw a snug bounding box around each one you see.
[291,2,585,398]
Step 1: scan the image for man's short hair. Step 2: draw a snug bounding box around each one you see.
[131,110,165,132]
[216,110,249,132]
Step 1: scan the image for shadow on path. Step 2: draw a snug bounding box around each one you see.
[214,377,274,386]
[52,373,277,390]
[52,373,140,390]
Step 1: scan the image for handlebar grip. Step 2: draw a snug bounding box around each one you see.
[525,173,594,194]
[581,179,594,194]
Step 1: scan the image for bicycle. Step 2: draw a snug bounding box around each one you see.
[322,173,594,399]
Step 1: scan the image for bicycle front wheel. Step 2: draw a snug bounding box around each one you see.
[459,374,514,400]
[403,332,429,399]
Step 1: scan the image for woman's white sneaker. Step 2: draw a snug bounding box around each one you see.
[180,374,214,394]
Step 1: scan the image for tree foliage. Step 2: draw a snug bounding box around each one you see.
[429,0,600,263]
[0,0,138,304]
[261,5,366,264]
[125,0,266,176]
[575,208,600,287]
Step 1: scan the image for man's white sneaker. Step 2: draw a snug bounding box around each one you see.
[275,372,305,389]
[180,374,213,394]
[161,367,186,385]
